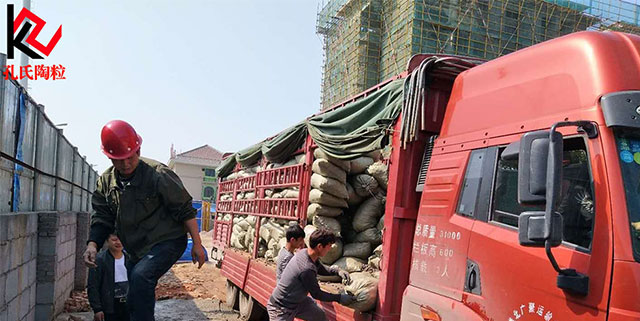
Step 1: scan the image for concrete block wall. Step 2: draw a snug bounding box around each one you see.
[35,212,77,321]
[74,213,89,291]
[0,213,39,321]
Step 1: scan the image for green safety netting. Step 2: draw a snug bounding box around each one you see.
[307,79,403,159]
[262,122,307,163]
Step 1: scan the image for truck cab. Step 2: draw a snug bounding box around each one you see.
[401,31,640,320]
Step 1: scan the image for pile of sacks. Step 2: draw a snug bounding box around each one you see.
[306,149,388,273]
[222,165,262,181]
[265,154,306,169]
[230,215,258,251]
[229,215,295,261]
[259,219,294,261]
[263,188,299,199]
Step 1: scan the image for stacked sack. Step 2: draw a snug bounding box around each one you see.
[334,151,388,274]
[259,219,296,262]
[265,154,306,169]
[230,215,259,252]
[307,149,351,266]
[307,149,389,274]
[223,165,262,181]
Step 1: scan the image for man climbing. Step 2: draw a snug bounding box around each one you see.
[83,120,205,321]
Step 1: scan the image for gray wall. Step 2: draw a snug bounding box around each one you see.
[0,212,90,321]
[0,213,38,321]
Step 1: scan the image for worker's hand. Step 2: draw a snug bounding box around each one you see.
[338,270,351,284]
[192,243,206,269]
[339,293,356,306]
[83,242,98,268]
[93,311,105,321]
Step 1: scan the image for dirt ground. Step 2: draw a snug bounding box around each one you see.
[58,230,238,321]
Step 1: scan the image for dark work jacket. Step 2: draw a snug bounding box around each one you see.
[88,158,196,262]
[87,250,129,314]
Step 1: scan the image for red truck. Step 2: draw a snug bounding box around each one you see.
[212,31,640,321]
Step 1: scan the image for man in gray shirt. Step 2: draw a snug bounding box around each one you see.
[267,229,355,321]
[276,224,306,281]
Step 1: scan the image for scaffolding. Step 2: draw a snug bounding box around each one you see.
[318,0,640,109]
[318,0,383,108]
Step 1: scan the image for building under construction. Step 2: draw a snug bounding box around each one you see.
[317,0,640,108]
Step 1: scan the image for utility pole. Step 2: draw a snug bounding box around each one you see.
[20,0,31,90]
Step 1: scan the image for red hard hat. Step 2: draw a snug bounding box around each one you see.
[100,120,142,159]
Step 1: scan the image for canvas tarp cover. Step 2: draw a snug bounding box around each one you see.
[236,143,262,167]
[262,122,307,163]
[307,79,403,159]
[218,79,403,177]
[217,154,237,178]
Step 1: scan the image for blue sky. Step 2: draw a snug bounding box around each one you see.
[1,0,324,172]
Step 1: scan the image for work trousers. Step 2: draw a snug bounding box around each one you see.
[266,297,328,321]
[105,299,130,321]
[126,234,187,321]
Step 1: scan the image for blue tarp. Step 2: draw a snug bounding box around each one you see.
[12,91,26,212]
[177,238,209,263]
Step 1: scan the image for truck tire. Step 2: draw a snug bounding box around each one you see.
[239,291,265,321]
[226,280,240,311]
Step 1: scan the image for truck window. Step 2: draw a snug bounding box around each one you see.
[491,137,595,249]
[457,149,487,217]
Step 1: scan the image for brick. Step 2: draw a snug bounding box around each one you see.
[19,288,29,320]
[37,237,56,256]
[29,284,35,309]
[18,268,26,295]
[35,282,53,305]
[6,298,17,321]
[9,215,27,239]
[0,242,9,275]
[0,216,8,243]
[5,269,17,302]
[27,260,35,288]
[23,238,31,263]
[30,238,36,262]
[26,215,37,236]
[10,238,26,269]
[34,304,52,321]
[0,273,5,308]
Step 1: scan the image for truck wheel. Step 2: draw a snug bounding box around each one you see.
[226,280,239,311]
[239,291,265,321]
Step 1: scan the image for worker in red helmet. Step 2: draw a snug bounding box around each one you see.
[82,120,205,321]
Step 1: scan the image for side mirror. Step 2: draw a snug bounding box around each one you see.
[518,212,563,247]
[515,121,594,296]
[517,130,564,247]
[517,131,550,204]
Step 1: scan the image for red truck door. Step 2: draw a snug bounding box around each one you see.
[464,135,612,320]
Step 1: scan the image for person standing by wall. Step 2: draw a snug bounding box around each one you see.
[87,234,130,321]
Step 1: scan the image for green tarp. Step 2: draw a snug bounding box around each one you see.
[217,153,237,178]
[217,79,404,177]
[262,122,307,163]
[307,79,403,159]
[235,143,263,167]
